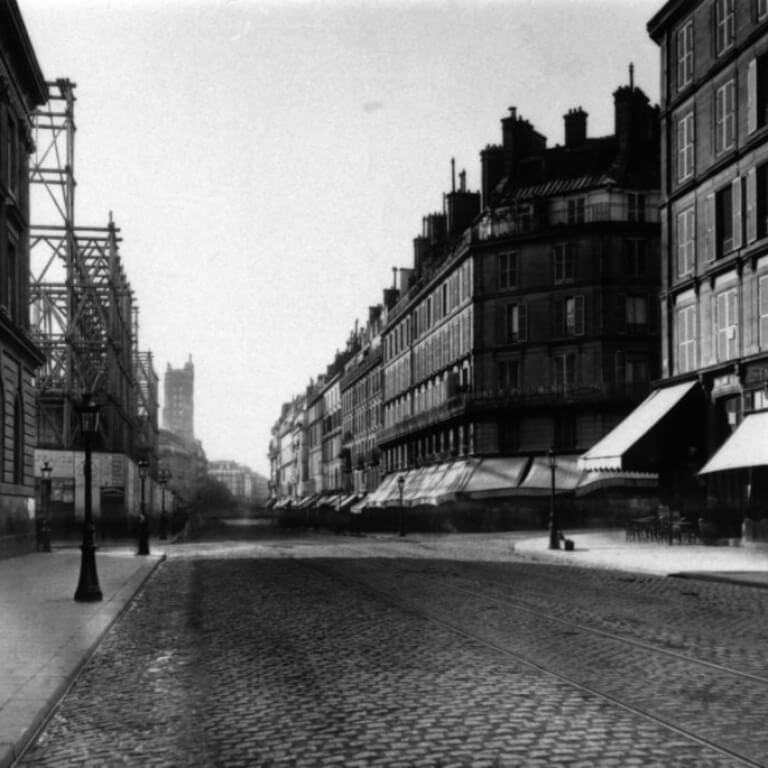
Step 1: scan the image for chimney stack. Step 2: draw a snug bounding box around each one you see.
[564,107,588,148]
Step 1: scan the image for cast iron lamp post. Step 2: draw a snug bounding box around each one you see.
[137,459,150,555]
[74,394,103,602]
[548,448,560,550]
[40,460,52,552]
[159,469,170,540]
[397,474,405,537]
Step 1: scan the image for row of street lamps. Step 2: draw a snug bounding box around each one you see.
[36,394,174,603]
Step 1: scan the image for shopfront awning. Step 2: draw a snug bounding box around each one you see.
[575,469,658,496]
[517,454,582,494]
[294,495,317,509]
[579,380,698,471]
[699,411,768,474]
[427,460,478,505]
[460,457,529,499]
[274,497,292,509]
[350,494,367,514]
[407,464,451,507]
[364,472,405,508]
[339,494,360,510]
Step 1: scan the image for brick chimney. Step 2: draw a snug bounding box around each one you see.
[564,107,588,147]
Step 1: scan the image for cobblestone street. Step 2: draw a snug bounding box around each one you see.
[17,534,768,767]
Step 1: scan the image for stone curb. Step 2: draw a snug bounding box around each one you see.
[1,554,166,768]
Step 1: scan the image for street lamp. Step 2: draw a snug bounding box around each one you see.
[40,461,52,552]
[548,448,560,550]
[159,469,170,540]
[74,394,103,602]
[397,474,405,537]
[137,459,150,555]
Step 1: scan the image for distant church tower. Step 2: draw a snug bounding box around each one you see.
[163,355,195,443]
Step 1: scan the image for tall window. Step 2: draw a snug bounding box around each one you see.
[715,181,740,257]
[505,303,527,343]
[716,288,739,361]
[498,252,518,289]
[6,114,18,195]
[677,305,697,374]
[626,296,648,333]
[715,0,735,55]
[553,243,577,283]
[567,197,585,224]
[760,0,768,20]
[626,239,647,276]
[560,295,585,337]
[760,275,768,347]
[677,207,695,275]
[627,193,646,222]
[497,360,520,391]
[676,20,694,89]
[715,80,736,154]
[677,112,695,182]
[748,53,768,133]
[12,392,23,485]
[5,235,17,323]
[554,353,577,389]
[756,163,768,241]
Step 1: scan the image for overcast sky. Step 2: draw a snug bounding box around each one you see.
[20,0,662,477]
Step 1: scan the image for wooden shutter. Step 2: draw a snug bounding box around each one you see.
[732,177,743,250]
[574,295,585,336]
[704,193,716,261]
[554,299,564,337]
[749,58,758,134]
[616,293,626,334]
[748,167,758,244]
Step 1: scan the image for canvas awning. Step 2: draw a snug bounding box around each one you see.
[350,494,367,514]
[579,380,698,471]
[517,454,582,495]
[294,495,317,509]
[699,411,768,474]
[339,494,360,510]
[460,457,529,499]
[427,460,478,505]
[274,497,292,509]
[407,464,451,506]
[575,469,658,496]
[364,472,406,508]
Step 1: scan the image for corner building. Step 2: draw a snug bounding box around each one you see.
[376,81,661,526]
[624,0,768,539]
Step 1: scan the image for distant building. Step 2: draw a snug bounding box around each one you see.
[0,0,48,557]
[163,356,194,443]
[208,459,266,505]
[378,79,660,522]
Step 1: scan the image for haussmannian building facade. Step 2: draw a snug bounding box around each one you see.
[607,0,768,539]
[0,0,47,557]
[379,84,661,491]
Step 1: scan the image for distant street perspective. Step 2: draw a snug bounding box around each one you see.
[16,520,768,768]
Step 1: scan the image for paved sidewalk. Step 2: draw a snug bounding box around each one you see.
[513,528,768,586]
[0,545,165,768]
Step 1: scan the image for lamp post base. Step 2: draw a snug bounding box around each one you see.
[548,526,561,550]
[74,542,103,602]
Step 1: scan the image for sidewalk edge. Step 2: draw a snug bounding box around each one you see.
[4,554,166,768]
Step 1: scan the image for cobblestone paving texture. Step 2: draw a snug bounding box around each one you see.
[18,541,760,768]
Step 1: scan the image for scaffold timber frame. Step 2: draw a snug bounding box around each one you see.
[29,79,158,457]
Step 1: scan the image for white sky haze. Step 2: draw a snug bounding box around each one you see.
[20,0,662,477]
